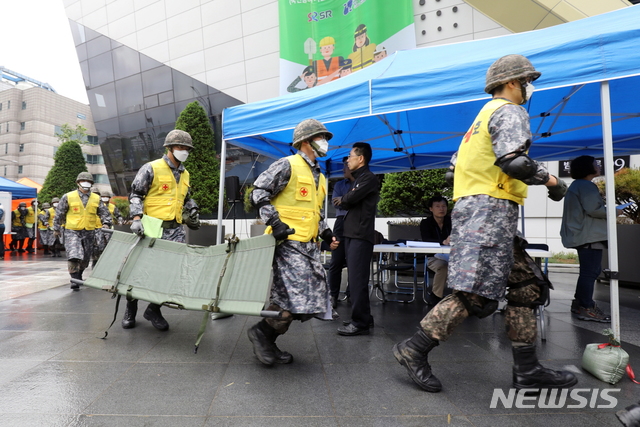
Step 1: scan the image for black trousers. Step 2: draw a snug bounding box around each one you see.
[344,237,373,329]
[328,216,348,299]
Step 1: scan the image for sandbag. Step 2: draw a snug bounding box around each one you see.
[582,343,630,385]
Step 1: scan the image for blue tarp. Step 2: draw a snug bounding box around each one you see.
[222,6,640,177]
[0,176,37,199]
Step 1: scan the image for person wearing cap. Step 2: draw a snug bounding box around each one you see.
[313,36,344,83]
[54,172,112,290]
[9,202,28,253]
[338,58,353,78]
[49,198,63,257]
[392,54,574,393]
[23,200,37,253]
[246,118,338,366]
[122,129,199,332]
[37,202,52,255]
[101,191,124,226]
[287,65,318,93]
[348,24,376,72]
[373,45,387,63]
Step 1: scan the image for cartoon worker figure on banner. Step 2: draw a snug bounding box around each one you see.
[314,36,344,83]
[348,24,376,71]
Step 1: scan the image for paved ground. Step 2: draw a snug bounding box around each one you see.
[1,250,640,426]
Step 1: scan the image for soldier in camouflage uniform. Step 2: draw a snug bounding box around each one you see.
[37,202,53,255]
[392,54,577,393]
[247,118,338,366]
[49,197,63,257]
[54,172,112,290]
[122,129,200,331]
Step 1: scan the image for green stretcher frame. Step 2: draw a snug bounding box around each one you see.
[80,230,278,317]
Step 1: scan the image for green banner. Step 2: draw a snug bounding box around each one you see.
[280,0,415,94]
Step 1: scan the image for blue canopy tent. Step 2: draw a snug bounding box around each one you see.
[0,176,38,199]
[220,6,640,340]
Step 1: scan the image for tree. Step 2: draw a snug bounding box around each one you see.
[377,169,452,217]
[174,101,220,215]
[39,124,88,202]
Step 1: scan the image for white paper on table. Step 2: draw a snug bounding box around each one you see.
[406,241,440,248]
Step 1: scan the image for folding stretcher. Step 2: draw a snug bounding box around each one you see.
[74,230,279,351]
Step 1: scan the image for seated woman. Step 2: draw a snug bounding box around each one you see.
[419,195,452,306]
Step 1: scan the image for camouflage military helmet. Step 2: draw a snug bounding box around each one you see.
[42,202,51,209]
[163,129,194,149]
[51,197,60,203]
[292,119,333,149]
[101,191,112,198]
[92,188,101,195]
[76,171,94,184]
[484,54,541,94]
[18,202,27,208]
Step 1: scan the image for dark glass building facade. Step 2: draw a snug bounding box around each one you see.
[68,19,242,197]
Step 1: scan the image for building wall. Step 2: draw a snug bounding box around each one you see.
[0,86,111,193]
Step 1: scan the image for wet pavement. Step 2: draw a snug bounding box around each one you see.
[1,251,640,426]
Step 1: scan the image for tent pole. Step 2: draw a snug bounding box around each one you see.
[600,81,620,342]
[216,137,228,245]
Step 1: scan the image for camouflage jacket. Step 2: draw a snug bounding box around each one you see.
[54,189,112,232]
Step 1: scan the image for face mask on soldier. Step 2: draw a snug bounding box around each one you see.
[101,197,110,203]
[310,138,329,157]
[173,148,189,162]
[53,203,59,208]
[78,181,92,190]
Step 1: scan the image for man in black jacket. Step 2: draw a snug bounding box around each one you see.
[334,142,379,336]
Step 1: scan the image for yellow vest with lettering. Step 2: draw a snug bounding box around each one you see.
[38,210,48,230]
[12,209,22,227]
[65,191,101,230]
[95,204,116,228]
[266,154,326,242]
[25,207,36,225]
[454,98,528,205]
[48,207,56,229]
[144,158,190,222]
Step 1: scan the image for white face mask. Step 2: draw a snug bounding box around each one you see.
[53,203,59,208]
[101,197,110,203]
[78,181,92,190]
[523,83,535,103]
[173,149,189,163]
[311,138,329,157]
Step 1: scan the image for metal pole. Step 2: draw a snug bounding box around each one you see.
[216,137,227,245]
[600,81,620,342]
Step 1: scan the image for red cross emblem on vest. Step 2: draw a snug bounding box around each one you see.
[300,187,309,197]
[72,207,79,212]
[161,184,169,191]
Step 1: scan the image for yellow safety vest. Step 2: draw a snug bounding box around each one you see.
[95,204,116,228]
[48,207,56,229]
[38,210,48,230]
[453,98,528,205]
[25,207,36,225]
[266,154,326,242]
[65,191,101,230]
[144,158,190,222]
[12,209,22,227]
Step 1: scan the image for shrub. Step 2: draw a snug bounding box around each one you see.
[596,168,640,224]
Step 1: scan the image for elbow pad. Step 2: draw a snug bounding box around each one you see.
[494,151,537,180]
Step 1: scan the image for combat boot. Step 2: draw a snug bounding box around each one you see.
[70,272,82,291]
[43,245,50,255]
[273,335,293,364]
[143,303,169,331]
[392,329,442,392]
[247,319,278,366]
[512,344,578,390]
[122,300,138,329]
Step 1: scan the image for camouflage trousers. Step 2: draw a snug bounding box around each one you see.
[264,303,316,335]
[420,285,540,344]
[64,229,95,274]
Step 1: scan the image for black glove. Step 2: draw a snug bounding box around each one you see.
[319,228,335,244]
[270,218,294,240]
[547,176,568,201]
[130,219,144,236]
[182,209,200,230]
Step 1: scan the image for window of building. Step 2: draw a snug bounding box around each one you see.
[0,102,2,110]
[53,146,58,156]
[86,154,105,164]
[21,101,26,110]
[18,165,22,174]
[20,122,25,131]
[87,135,99,145]
[4,144,7,154]
[3,166,6,176]
[5,123,8,132]
[93,174,109,184]
[7,100,10,109]
[19,144,24,152]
